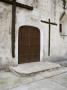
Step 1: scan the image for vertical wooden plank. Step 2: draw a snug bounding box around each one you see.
[18,26,40,64]
[12,0,16,57]
[48,19,51,56]
[59,24,62,33]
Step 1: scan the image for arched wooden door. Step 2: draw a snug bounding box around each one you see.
[18,26,40,64]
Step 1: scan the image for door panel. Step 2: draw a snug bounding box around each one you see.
[18,26,40,64]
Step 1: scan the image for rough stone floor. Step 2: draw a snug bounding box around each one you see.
[0,70,67,90]
[0,59,67,90]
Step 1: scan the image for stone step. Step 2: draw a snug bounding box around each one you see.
[9,61,61,76]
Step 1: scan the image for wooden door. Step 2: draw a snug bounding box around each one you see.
[18,26,40,64]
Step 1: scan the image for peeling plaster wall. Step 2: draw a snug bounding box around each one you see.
[0,2,14,70]
[0,0,58,69]
[15,0,57,62]
[50,0,67,57]
[46,0,67,57]
[38,0,57,57]
[0,3,11,56]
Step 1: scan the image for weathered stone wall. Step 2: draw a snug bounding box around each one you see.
[0,2,14,70]
[50,0,67,56]
[15,0,57,61]
[0,0,64,69]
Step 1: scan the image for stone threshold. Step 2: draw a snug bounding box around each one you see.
[9,61,61,76]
